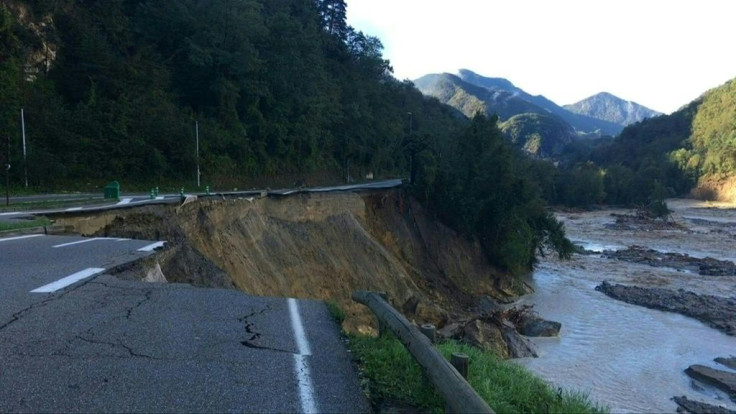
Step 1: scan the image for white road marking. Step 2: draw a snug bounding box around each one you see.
[288,298,318,414]
[30,267,105,293]
[52,237,130,248]
[137,241,165,252]
[116,198,133,205]
[0,212,21,216]
[52,238,102,248]
[65,207,83,211]
[0,234,44,243]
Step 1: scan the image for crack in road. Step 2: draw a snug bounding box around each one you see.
[75,334,158,359]
[237,305,296,354]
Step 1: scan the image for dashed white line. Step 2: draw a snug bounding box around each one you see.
[52,238,102,248]
[0,212,21,216]
[288,298,318,414]
[65,207,83,211]
[0,234,45,243]
[137,241,165,252]
[116,198,133,205]
[30,267,105,293]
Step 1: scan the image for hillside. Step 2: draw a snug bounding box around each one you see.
[564,92,661,126]
[0,0,464,188]
[555,76,736,206]
[0,0,575,277]
[500,113,576,158]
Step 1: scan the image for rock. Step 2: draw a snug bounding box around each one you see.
[499,319,538,358]
[602,246,736,276]
[477,295,502,315]
[716,357,736,371]
[595,282,736,336]
[672,396,736,414]
[462,320,509,359]
[437,322,463,340]
[515,314,561,337]
[143,262,167,283]
[684,365,736,402]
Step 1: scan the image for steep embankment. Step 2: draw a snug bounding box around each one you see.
[54,190,519,333]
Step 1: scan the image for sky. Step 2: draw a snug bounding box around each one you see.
[346,0,736,114]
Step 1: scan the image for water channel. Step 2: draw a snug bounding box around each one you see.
[516,200,736,413]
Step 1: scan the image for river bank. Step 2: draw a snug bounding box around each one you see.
[517,199,736,413]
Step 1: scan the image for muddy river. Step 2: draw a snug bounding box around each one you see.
[517,199,736,412]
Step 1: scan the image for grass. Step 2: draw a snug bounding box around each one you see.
[0,197,109,212]
[0,217,51,232]
[348,333,607,414]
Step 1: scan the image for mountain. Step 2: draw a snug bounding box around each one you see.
[500,113,576,158]
[581,77,736,203]
[564,92,662,127]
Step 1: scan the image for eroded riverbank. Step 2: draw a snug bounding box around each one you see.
[517,199,736,413]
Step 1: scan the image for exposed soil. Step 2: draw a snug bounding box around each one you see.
[51,190,521,338]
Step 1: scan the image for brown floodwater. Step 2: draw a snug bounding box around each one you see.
[516,199,736,413]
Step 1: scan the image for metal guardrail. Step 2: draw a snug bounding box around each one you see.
[352,291,494,414]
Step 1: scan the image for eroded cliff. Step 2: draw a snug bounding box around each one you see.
[54,190,523,333]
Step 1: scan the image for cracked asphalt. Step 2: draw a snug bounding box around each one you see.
[0,235,370,413]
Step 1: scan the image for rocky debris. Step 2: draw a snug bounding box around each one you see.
[436,304,561,359]
[672,396,736,414]
[716,357,736,371]
[506,305,561,337]
[595,281,736,336]
[606,212,686,231]
[476,295,503,315]
[602,246,736,276]
[684,365,736,402]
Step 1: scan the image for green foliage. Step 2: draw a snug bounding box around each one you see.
[348,333,607,413]
[0,0,571,276]
[0,0,447,189]
[500,112,576,158]
[324,301,345,325]
[415,114,574,274]
[0,217,51,232]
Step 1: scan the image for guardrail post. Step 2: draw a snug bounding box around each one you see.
[352,291,494,414]
[450,353,469,379]
[420,324,436,343]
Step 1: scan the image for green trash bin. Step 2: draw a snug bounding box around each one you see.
[104,181,120,200]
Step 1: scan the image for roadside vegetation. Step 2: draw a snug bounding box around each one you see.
[0,216,50,232]
[348,333,607,414]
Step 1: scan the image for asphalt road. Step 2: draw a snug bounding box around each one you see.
[0,234,370,413]
[0,179,404,225]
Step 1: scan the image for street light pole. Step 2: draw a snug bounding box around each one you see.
[21,109,27,188]
[5,136,10,206]
[195,120,200,188]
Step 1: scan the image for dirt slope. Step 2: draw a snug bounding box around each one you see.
[54,190,515,333]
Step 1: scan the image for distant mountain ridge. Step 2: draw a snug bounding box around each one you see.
[414,69,624,137]
[564,92,662,127]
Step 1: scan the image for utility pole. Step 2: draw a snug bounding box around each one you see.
[195,120,200,188]
[5,136,10,206]
[21,109,27,188]
[407,112,413,184]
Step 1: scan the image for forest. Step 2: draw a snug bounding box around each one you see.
[0,0,573,275]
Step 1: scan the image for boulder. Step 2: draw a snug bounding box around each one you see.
[672,396,735,414]
[716,357,736,371]
[499,319,539,358]
[516,314,561,337]
[685,365,736,402]
[462,319,509,359]
[437,322,463,340]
